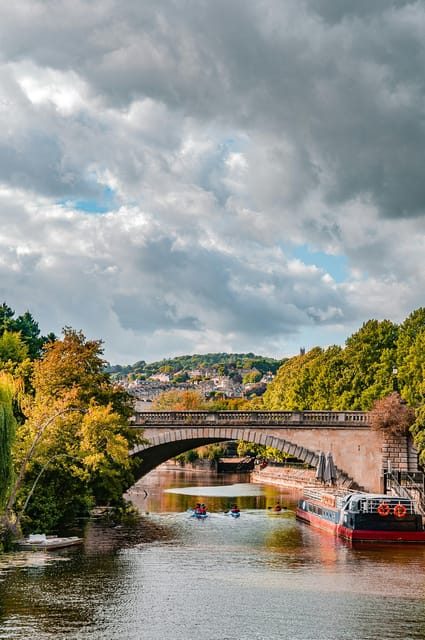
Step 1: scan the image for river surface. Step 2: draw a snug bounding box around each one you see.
[1,467,425,640]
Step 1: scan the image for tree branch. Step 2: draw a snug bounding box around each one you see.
[5,407,85,519]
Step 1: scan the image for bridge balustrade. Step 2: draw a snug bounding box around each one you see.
[132,410,371,428]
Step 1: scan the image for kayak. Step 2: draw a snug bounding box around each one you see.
[187,508,208,519]
[225,510,241,518]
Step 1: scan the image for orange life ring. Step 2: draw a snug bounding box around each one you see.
[393,504,407,518]
[377,502,390,517]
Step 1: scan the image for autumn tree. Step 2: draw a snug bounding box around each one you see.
[9,328,144,534]
[369,392,415,436]
[152,389,208,410]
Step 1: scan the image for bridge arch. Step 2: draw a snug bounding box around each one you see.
[129,410,421,492]
[130,427,351,485]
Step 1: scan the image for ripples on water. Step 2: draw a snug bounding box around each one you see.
[1,470,425,639]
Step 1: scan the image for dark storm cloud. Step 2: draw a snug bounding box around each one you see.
[2,1,424,219]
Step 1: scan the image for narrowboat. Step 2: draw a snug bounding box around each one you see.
[296,487,425,542]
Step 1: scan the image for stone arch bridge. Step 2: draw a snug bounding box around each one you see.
[130,410,420,493]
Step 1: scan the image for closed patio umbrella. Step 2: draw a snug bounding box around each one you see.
[315,451,326,482]
[324,451,337,485]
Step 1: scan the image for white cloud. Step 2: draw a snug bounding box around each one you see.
[0,1,424,364]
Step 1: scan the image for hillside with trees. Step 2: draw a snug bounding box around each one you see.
[107,353,286,379]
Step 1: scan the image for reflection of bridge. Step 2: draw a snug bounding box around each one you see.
[130,410,420,493]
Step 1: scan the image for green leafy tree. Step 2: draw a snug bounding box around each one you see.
[0,304,14,333]
[262,347,323,410]
[236,441,288,463]
[396,310,425,406]
[13,311,45,359]
[172,371,189,383]
[0,331,29,367]
[243,371,262,384]
[0,304,46,360]
[412,388,425,467]
[337,319,398,409]
[0,373,21,512]
[263,321,398,412]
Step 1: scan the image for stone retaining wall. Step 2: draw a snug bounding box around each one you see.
[381,432,419,474]
[251,466,321,489]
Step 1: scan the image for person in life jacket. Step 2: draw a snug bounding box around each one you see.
[231,504,240,513]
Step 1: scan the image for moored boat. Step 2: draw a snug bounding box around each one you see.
[16,534,83,551]
[296,487,425,543]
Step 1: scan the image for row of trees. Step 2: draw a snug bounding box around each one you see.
[260,309,425,412]
[0,305,144,548]
[257,309,425,463]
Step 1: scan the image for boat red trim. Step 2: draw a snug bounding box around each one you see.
[296,488,425,543]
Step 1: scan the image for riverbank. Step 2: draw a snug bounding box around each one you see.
[251,465,321,489]
[157,460,319,490]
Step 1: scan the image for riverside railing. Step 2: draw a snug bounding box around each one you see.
[385,471,425,517]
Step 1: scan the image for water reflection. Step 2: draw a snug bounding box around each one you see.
[1,468,425,639]
[127,468,293,514]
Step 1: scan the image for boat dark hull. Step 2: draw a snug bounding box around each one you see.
[296,506,425,543]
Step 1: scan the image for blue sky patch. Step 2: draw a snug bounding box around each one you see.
[292,244,348,283]
[58,186,116,214]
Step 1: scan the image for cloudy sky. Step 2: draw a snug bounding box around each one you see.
[1,0,425,365]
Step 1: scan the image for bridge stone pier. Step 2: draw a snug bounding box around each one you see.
[130,410,421,493]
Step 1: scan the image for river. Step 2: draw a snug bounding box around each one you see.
[1,467,425,640]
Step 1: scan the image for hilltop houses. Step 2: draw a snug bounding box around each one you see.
[120,364,274,402]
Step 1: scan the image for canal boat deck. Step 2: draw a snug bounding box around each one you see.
[296,486,425,543]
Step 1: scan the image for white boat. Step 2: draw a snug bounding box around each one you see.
[16,534,83,551]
